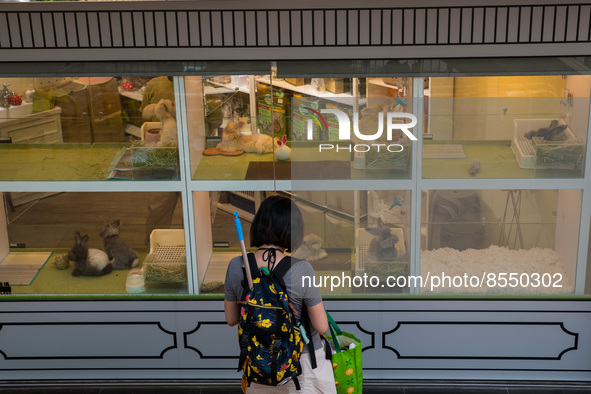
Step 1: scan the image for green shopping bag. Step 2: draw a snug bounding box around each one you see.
[326,311,363,394]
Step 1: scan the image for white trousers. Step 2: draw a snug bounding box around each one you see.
[247,346,337,394]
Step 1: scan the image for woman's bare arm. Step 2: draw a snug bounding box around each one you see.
[307,301,328,335]
[224,300,240,327]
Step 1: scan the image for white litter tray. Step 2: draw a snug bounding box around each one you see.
[511,119,582,169]
[143,229,187,283]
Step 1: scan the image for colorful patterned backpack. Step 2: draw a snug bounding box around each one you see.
[237,252,309,392]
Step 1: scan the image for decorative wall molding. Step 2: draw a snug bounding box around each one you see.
[0,322,176,360]
[1,299,591,381]
[382,322,578,360]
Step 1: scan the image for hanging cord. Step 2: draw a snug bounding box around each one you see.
[259,247,282,271]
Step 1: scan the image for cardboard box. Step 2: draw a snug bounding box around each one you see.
[325,78,345,94]
[209,76,231,85]
[286,78,307,86]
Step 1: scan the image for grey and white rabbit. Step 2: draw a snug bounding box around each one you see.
[68,232,112,277]
[99,219,139,270]
[367,225,399,261]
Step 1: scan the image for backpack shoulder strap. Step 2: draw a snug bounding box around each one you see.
[271,256,292,282]
[240,253,259,299]
[299,303,318,369]
[246,252,259,280]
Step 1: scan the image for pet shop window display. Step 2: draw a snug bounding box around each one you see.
[203,76,251,137]
[354,191,410,292]
[130,98,180,180]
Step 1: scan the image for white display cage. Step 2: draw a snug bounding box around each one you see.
[512,118,585,169]
[143,229,187,283]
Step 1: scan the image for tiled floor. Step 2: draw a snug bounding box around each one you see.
[1,382,591,393]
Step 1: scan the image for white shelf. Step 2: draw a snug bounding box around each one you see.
[125,124,141,138]
[204,80,250,95]
[367,78,400,90]
[118,88,143,102]
[257,77,364,106]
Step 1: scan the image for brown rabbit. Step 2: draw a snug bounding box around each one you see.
[216,121,278,154]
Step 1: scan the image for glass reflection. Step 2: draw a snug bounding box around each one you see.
[420,189,581,295]
[199,190,411,295]
[2,191,185,295]
[0,76,178,181]
[190,75,417,181]
[424,75,589,178]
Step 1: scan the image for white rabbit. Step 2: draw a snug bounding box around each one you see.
[275,135,291,161]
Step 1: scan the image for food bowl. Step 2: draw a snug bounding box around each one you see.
[126,269,145,294]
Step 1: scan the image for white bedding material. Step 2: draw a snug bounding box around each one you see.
[420,245,573,294]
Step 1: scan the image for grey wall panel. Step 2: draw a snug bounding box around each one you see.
[7,13,22,48]
[5,42,591,63]
[383,322,576,359]
[18,13,33,48]
[30,13,44,48]
[1,2,590,55]
[1,299,591,381]
[0,322,175,359]
[0,14,9,49]
[168,11,179,46]
[415,8,426,45]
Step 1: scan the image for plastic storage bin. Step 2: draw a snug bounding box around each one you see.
[131,140,179,180]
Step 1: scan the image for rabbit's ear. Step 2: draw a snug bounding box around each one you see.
[113,219,121,227]
[142,104,157,121]
[81,235,89,246]
[377,217,385,228]
[234,121,245,130]
[222,122,233,132]
[366,228,380,236]
[160,99,175,115]
[75,232,82,244]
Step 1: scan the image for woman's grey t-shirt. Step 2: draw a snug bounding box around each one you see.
[224,255,323,352]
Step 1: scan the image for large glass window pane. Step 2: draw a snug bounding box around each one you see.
[288,77,415,180]
[187,74,418,181]
[198,190,411,295]
[0,76,179,181]
[188,74,280,181]
[423,76,588,178]
[420,189,581,295]
[2,191,186,295]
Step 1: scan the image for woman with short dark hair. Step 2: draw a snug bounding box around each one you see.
[224,195,335,393]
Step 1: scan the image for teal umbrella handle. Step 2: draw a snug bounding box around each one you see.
[234,211,253,289]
